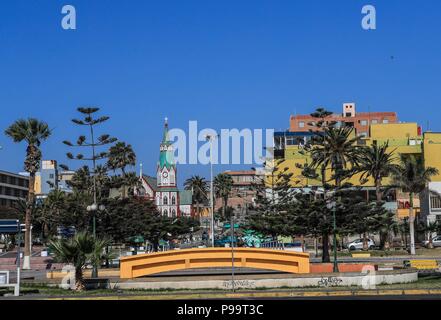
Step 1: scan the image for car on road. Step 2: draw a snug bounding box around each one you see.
[347,238,375,251]
[423,235,441,248]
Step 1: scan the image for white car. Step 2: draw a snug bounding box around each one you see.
[423,235,441,248]
[347,238,375,251]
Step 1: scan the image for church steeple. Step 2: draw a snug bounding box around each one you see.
[159,117,175,170]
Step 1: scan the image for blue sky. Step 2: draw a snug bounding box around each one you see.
[1,0,441,185]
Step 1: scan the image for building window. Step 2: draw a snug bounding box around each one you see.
[171,209,176,217]
[358,132,368,138]
[164,209,168,216]
[430,194,441,211]
[382,119,389,124]
[172,196,176,205]
[360,120,368,126]
[286,137,295,145]
[163,196,168,205]
[371,119,378,124]
[298,121,305,128]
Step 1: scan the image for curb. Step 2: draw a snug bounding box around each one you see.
[45,288,441,300]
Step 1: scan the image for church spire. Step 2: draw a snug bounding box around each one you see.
[162,117,170,144]
[159,117,175,169]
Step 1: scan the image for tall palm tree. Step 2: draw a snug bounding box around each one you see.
[391,155,438,255]
[184,176,208,216]
[358,142,397,201]
[5,118,51,269]
[305,125,362,263]
[49,232,111,291]
[214,173,233,217]
[357,142,397,249]
[107,142,136,198]
[107,142,136,176]
[308,126,362,187]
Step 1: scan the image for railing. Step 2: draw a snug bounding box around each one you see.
[261,240,285,250]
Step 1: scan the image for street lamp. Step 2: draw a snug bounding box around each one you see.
[206,134,216,247]
[230,210,236,293]
[86,203,105,277]
[326,197,339,273]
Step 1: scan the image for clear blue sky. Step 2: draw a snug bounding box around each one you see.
[1,0,441,185]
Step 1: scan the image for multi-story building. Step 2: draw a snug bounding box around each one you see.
[289,103,398,138]
[215,170,264,212]
[272,105,441,224]
[0,170,29,209]
[34,160,74,198]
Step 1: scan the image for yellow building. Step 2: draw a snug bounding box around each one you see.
[271,122,441,221]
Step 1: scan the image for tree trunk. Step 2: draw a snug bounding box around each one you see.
[376,179,388,250]
[409,193,416,255]
[314,237,318,258]
[428,233,434,249]
[322,233,330,263]
[362,233,368,250]
[75,267,85,291]
[152,240,159,252]
[23,172,35,270]
[300,235,305,252]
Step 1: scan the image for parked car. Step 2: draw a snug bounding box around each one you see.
[347,238,375,251]
[423,235,441,248]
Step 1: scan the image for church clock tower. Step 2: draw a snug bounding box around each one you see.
[156,118,179,217]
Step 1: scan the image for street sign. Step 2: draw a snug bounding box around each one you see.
[0,220,19,234]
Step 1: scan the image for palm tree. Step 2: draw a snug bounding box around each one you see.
[308,126,362,187]
[358,142,397,201]
[107,142,136,176]
[42,189,67,239]
[107,142,136,198]
[391,155,439,255]
[184,176,208,216]
[305,125,362,263]
[214,173,233,217]
[421,221,439,249]
[49,232,111,291]
[5,118,51,269]
[357,142,397,249]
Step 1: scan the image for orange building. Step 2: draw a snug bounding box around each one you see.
[289,103,398,137]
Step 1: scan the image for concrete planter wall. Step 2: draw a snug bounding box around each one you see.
[112,270,418,291]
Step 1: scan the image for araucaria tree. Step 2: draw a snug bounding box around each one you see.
[62,107,117,226]
[5,118,51,269]
[247,161,293,239]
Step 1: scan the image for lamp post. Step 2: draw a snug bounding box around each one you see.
[206,134,216,247]
[86,203,105,277]
[327,196,339,273]
[230,210,236,292]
